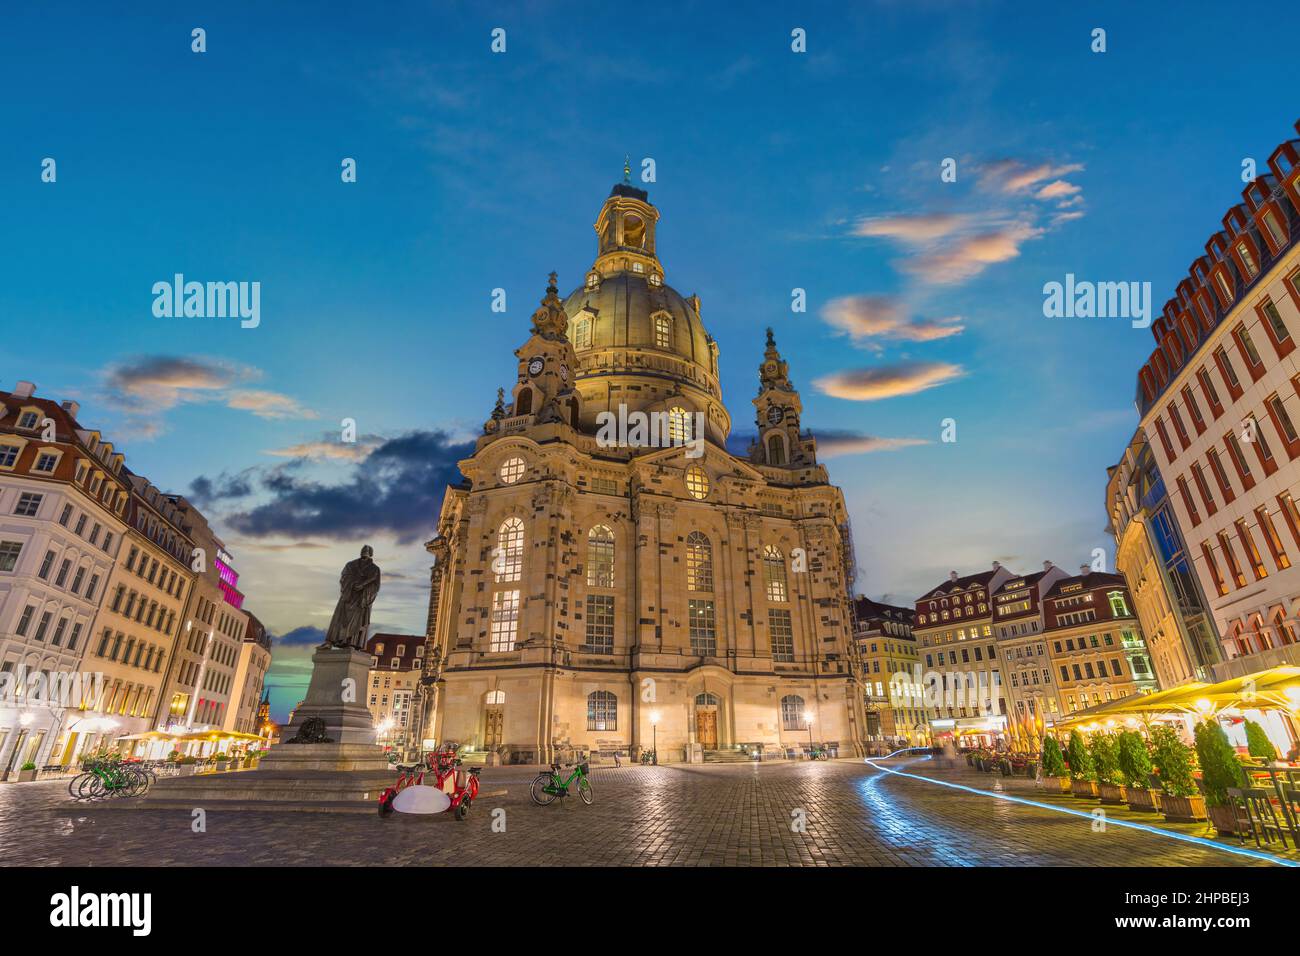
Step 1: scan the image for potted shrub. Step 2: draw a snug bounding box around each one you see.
[1151,726,1206,822]
[1066,730,1098,797]
[178,755,199,775]
[16,761,38,782]
[1244,719,1277,762]
[1119,730,1161,812]
[212,752,229,771]
[1194,720,1247,836]
[1091,732,1127,804]
[1040,737,1070,792]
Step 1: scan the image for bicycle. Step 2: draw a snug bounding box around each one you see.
[377,760,426,816]
[69,759,150,801]
[529,759,592,806]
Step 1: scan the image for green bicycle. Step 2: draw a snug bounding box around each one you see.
[69,758,149,801]
[529,759,593,806]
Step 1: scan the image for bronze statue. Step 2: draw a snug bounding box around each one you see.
[324,545,381,649]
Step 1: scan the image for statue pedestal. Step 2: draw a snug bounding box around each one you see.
[279,645,379,746]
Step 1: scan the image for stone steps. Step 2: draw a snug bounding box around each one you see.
[702,749,752,763]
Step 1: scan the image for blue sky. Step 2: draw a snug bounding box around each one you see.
[2,1,1294,718]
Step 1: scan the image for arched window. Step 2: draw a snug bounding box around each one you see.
[654,314,672,350]
[684,465,709,500]
[587,525,615,587]
[767,433,786,465]
[781,695,806,731]
[686,532,713,591]
[667,406,692,444]
[496,517,524,583]
[695,692,720,708]
[499,457,525,484]
[572,316,592,350]
[515,388,533,416]
[485,690,505,705]
[763,545,788,603]
[587,690,617,731]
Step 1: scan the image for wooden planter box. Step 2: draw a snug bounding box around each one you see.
[1161,793,1208,823]
[1068,778,1099,798]
[1098,782,1128,804]
[1126,788,1163,813]
[1042,775,1070,793]
[1207,803,1247,836]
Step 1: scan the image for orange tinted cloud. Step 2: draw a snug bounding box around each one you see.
[814,361,964,400]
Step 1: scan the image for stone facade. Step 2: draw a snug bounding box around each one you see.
[424,182,865,764]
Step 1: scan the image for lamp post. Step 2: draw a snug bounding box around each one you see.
[804,710,815,757]
[649,709,661,765]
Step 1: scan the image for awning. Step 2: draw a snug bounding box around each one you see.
[1055,666,1300,733]
[1054,681,1211,732]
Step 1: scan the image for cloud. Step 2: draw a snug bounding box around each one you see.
[1034,180,1081,201]
[814,361,964,401]
[100,355,317,435]
[206,430,474,544]
[269,625,326,648]
[226,390,319,420]
[978,160,1084,195]
[264,436,383,461]
[189,470,256,507]
[814,430,932,457]
[822,295,964,345]
[902,221,1044,284]
[852,213,969,243]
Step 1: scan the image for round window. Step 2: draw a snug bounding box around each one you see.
[499,457,526,484]
[685,465,709,500]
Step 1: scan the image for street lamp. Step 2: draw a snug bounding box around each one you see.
[803,710,815,756]
[649,709,661,765]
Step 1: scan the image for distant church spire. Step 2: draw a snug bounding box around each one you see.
[623,155,631,184]
[529,272,569,338]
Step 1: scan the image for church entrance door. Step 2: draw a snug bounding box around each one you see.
[696,710,718,749]
[484,707,504,749]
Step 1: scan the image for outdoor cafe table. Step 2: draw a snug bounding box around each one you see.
[1240,763,1300,841]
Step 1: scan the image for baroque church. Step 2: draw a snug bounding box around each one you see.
[420,180,866,763]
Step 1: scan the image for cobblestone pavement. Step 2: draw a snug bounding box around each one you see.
[0,757,1287,866]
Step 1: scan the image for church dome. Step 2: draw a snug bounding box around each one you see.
[562,273,713,374]
[560,182,728,443]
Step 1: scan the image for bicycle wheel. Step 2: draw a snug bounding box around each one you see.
[124,767,150,797]
[529,774,559,806]
[577,777,593,805]
[70,773,94,801]
[83,773,107,801]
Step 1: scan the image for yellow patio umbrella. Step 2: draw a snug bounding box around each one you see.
[1171,666,1300,715]
[1054,682,1211,733]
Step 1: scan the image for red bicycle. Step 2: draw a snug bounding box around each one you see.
[377,747,481,819]
[377,760,427,816]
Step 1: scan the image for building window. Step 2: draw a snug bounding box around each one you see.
[572,316,592,350]
[1254,506,1290,571]
[1235,519,1268,580]
[499,457,525,484]
[495,517,524,583]
[763,545,788,603]
[1217,531,1247,589]
[489,590,520,652]
[1106,591,1129,617]
[688,599,716,655]
[584,595,615,653]
[0,540,22,572]
[587,690,617,731]
[769,608,794,662]
[0,444,19,468]
[1261,298,1292,346]
[586,525,615,587]
[766,433,786,465]
[667,406,693,444]
[17,411,39,429]
[654,314,672,350]
[34,452,58,473]
[686,531,713,591]
[14,492,42,517]
[780,695,807,731]
[684,465,709,500]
